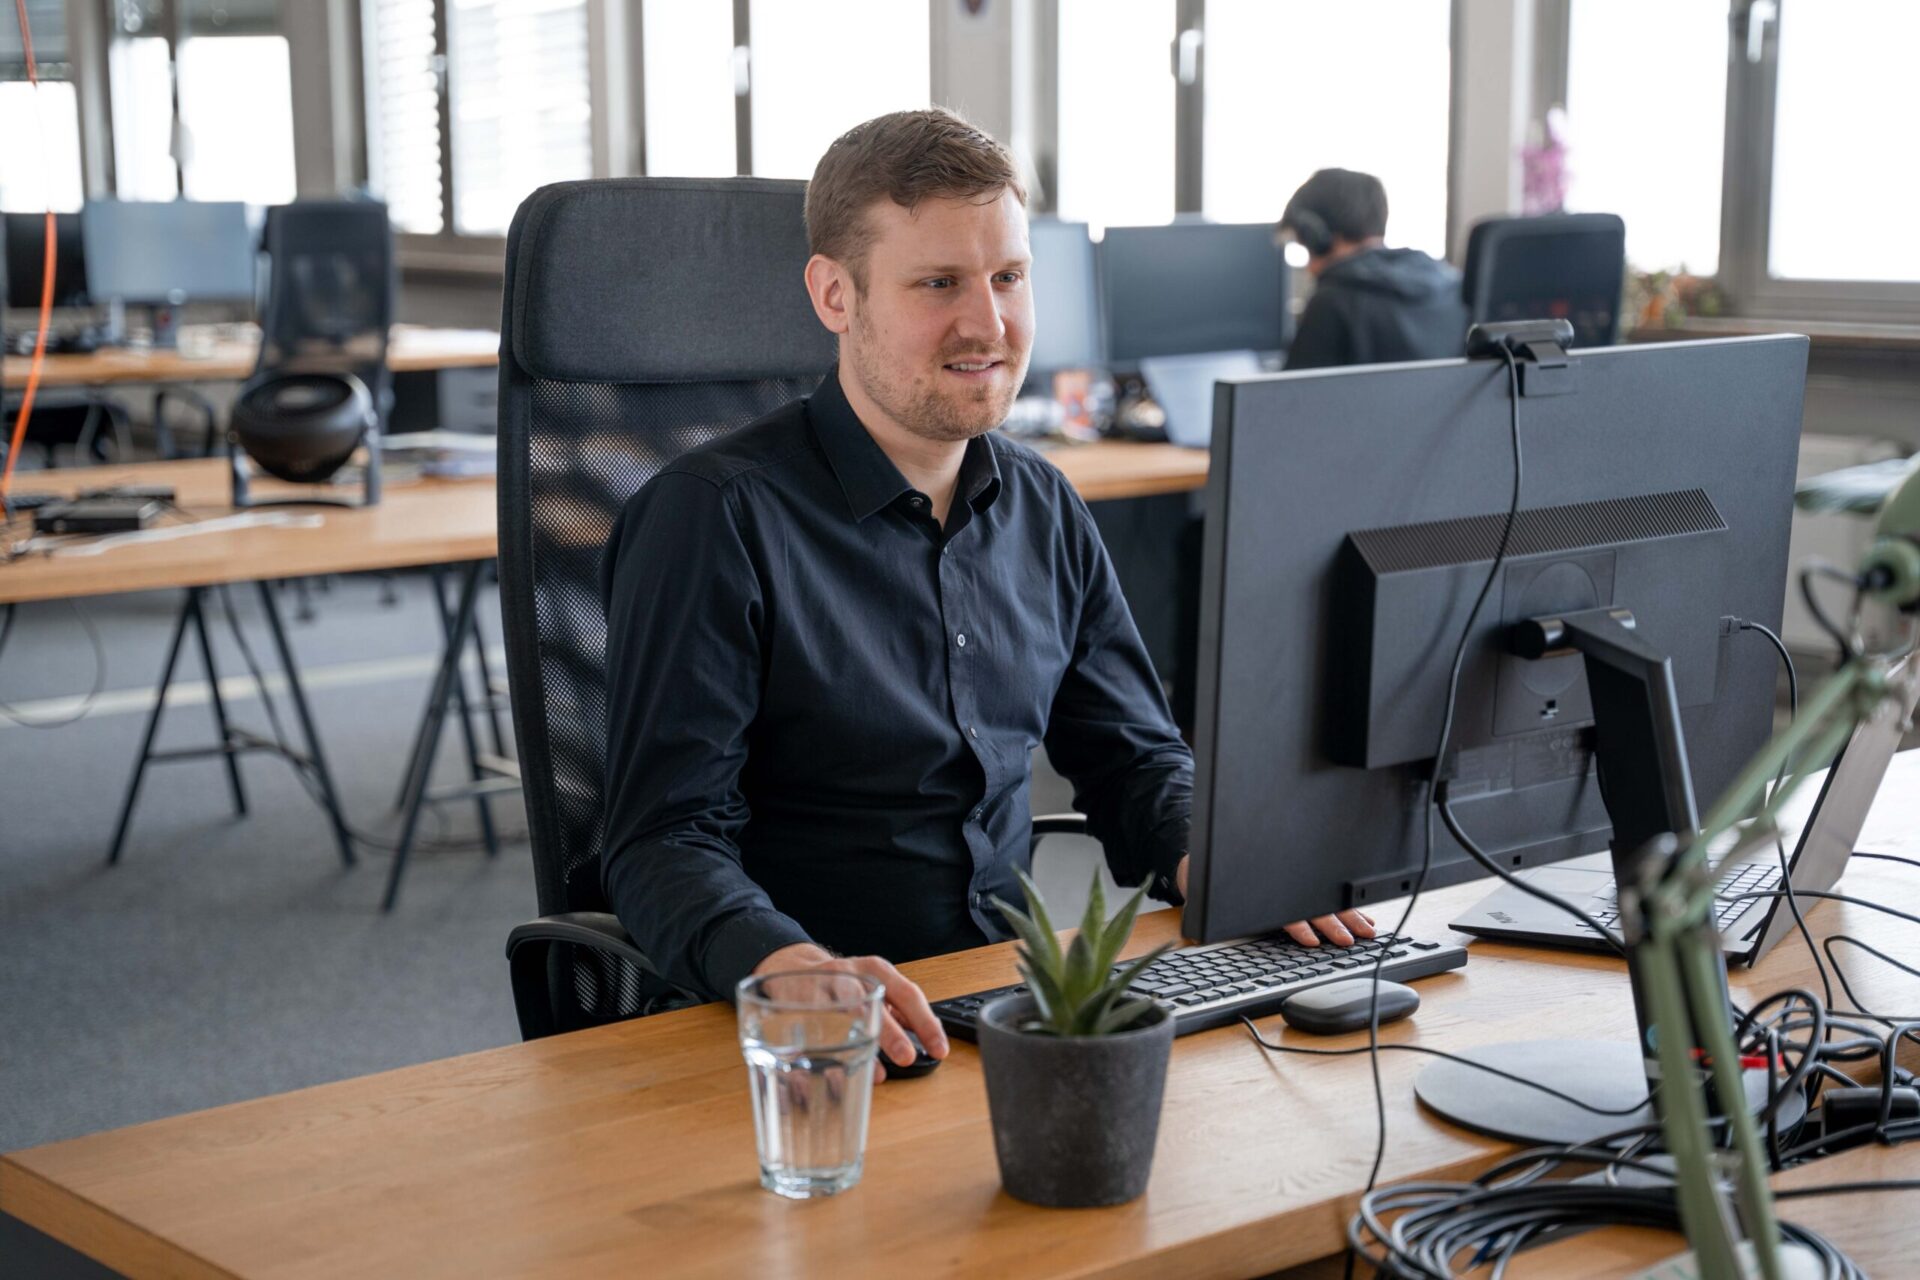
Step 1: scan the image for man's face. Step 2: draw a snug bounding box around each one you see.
[837,189,1033,443]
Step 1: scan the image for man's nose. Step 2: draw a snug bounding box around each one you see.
[951,276,1006,345]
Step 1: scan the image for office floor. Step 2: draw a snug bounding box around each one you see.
[0,574,1116,1153]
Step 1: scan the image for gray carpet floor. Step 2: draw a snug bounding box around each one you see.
[0,572,1114,1154]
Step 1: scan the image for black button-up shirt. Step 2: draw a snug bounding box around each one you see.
[600,371,1193,1001]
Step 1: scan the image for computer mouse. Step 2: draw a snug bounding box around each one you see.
[1276,978,1420,1036]
[881,1029,942,1079]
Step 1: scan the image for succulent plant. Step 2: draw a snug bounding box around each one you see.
[992,869,1172,1037]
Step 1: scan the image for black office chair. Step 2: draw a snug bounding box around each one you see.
[498,178,1086,1041]
[1462,212,1627,348]
[250,199,395,413]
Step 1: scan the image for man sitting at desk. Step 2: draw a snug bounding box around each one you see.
[601,109,1373,1071]
[1278,167,1468,370]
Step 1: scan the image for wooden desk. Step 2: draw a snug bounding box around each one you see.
[1517,1144,1919,1278]
[5,756,1915,1279]
[0,459,497,607]
[3,326,500,391]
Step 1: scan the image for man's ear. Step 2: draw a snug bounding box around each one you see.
[804,254,853,336]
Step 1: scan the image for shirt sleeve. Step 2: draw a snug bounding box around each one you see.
[1282,291,1349,371]
[600,472,813,1002]
[1041,484,1195,902]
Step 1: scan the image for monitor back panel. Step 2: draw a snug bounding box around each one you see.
[1186,336,1808,941]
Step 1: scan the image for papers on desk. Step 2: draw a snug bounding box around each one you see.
[381,430,497,478]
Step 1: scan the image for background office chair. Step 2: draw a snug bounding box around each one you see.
[1462,212,1627,348]
[498,178,1086,1041]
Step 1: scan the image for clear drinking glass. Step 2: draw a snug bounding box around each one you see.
[736,970,885,1199]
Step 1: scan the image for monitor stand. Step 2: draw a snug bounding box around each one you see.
[1414,607,1795,1148]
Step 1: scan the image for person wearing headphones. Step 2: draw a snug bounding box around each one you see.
[1278,168,1468,370]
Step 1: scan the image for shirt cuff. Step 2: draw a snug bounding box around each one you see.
[701,909,816,1002]
[1146,817,1190,907]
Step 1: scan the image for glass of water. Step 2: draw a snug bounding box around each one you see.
[736,969,885,1199]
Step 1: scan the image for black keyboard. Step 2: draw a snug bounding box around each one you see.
[934,931,1469,1040]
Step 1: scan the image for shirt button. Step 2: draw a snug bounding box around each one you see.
[941,544,951,556]
[909,495,926,508]
[971,807,984,821]
[969,725,979,739]
[956,633,967,648]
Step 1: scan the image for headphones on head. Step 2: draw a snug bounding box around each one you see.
[1282,202,1335,257]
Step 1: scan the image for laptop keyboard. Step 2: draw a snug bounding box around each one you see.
[933,930,1468,1041]
[1588,860,1782,932]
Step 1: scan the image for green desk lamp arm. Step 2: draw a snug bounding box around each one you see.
[1629,463,1920,1280]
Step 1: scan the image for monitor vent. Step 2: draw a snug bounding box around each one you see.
[1349,489,1725,574]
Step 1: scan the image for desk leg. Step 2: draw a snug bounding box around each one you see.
[384,561,483,911]
[256,580,356,868]
[431,566,499,859]
[191,589,248,818]
[106,589,197,866]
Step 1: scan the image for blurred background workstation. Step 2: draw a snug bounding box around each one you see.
[4,3,1920,1278]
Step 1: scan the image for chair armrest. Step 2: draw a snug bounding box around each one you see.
[505,912,694,1041]
[1029,812,1089,860]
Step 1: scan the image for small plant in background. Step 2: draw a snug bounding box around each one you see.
[993,870,1172,1037]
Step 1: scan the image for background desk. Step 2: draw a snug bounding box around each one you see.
[5,753,1915,1279]
[3,327,501,391]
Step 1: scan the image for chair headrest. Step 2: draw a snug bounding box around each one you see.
[506,178,839,384]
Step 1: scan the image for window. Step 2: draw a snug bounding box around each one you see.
[1056,0,1176,227]
[1203,0,1450,254]
[107,0,298,207]
[746,0,929,180]
[1564,0,1725,275]
[642,0,736,178]
[1766,0,1920,283]
[446,0,592,235]
[362,0,594,239]
[363,0,444,233]
[0,0,84,213]
[176,36,297,203]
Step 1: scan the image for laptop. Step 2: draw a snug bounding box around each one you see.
[1138,349,1264,449]
[1451,654,1917,966]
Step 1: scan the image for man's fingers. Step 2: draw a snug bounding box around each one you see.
[1283,920,1321,947]
[866,959,949,1059]
[1309,914,1355,946]
[1341,909,1377,939]
[874,1009,913,1078]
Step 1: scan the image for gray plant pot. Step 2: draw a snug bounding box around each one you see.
[975,995,1175,1208]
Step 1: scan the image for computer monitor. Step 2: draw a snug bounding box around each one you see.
[5,212,88,309]
[81,200,256,346]
[1025,218,1102,377]
[1186,334,1808,1143]
[1463,213,1627,347]
[1099,221,1290,364]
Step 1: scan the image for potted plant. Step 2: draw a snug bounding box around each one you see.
[977,870,1175,1208]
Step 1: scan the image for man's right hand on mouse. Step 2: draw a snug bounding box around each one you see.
[752,943,949,1082]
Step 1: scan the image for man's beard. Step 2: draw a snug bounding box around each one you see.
[845,324,1024,444]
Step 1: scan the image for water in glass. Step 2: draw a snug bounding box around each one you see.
[737,970,884,1199]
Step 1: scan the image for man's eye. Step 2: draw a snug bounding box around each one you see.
[925,277,955,289]
[996,272,1024,285]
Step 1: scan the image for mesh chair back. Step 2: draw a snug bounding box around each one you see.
[498,178,835,934]
[254,201,396,419]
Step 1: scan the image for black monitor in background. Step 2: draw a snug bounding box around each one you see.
[81,200,256,347]
[1186,333,1807,1143]
[5,212,88,309]
[1025,218,1103,379]
[1462,212,1626,347]
[1099,221,1290,364]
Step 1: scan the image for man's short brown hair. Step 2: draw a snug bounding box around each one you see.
[805,107,1027,292]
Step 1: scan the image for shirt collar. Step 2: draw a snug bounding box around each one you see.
[807,368,1003,523]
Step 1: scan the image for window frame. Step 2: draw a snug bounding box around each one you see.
[1717,0,1920,321]
[1547,0,1920,325]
